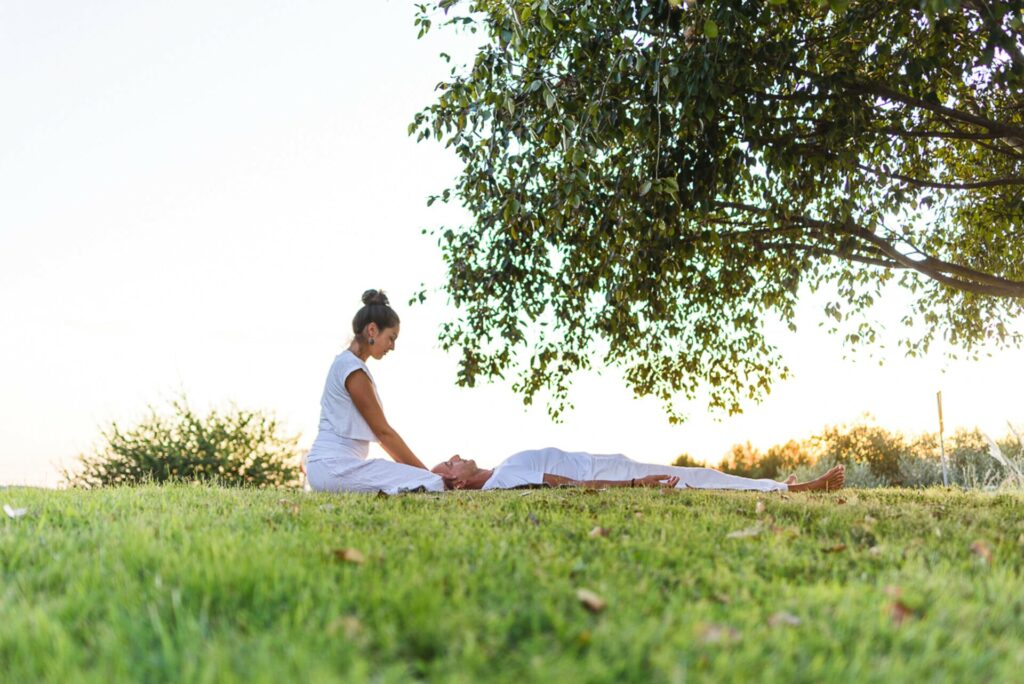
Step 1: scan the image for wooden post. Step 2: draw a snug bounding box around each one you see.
[937,391,949,487]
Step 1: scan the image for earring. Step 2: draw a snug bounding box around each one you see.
[368,337,375,346]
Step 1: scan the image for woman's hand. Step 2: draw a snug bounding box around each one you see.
[636,474,679,488]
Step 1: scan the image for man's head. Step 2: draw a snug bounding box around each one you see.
[431,455,484,490]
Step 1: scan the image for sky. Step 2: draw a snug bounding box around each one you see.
[1,0,1022,487]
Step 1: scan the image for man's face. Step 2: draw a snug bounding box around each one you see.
[431,455,479,484]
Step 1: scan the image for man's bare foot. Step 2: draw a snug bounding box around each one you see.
[787,465,845,493]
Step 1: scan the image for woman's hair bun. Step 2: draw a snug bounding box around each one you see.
[361,289,390,307]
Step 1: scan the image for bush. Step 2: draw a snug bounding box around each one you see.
[671,453,703,468]
[813,420,907,484]
[65,399,303,488]
[718,440,812,480]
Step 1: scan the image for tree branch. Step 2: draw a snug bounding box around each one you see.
[856,163,1024,190]
[712,201,1024,297]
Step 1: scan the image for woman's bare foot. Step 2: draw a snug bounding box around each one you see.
[787,465,845,493]
[784,474,798,485]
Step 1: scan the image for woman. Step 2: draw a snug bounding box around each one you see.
[306,290,444,494]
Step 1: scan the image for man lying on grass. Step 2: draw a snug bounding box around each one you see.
[430,447,845,492]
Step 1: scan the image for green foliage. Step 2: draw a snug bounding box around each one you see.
[65,399,302,488]
[814,421,909,483]
[671,451,702,467]
[1,484,1023,681]
[718,439,813,479]
[754,419,1023,488]
[413,0,1024,420]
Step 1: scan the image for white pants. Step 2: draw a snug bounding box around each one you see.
[307,457,444,495]
[588,455,787,492]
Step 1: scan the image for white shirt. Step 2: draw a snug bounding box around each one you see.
[307,350,381,463]
[482,447,617,490]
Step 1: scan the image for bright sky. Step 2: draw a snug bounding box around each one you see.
[2,1,1021,487]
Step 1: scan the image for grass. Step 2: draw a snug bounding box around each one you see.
[0,485,1022,682]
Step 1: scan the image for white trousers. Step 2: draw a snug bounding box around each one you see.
[307,457,445,495]
[588,455,788,492]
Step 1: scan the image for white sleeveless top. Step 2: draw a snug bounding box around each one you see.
[307,350,381,463]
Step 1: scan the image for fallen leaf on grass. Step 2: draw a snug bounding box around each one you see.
[970,540,992,564]
[327,615,363,638]
[725,523,764,539]
[868,545,883,557]
[576,588,606,613]
[755,500,766,515]
[333,548,365,565]
[889,600,916,626]
[713,593,731,605]
[835,497,847,505]
[3,504,26,519]
[767,611,802,628]
[588,526,609,539]
[696,622,741,645]
[821,543,847,553]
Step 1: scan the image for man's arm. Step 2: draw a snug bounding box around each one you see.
[541,474,679,488]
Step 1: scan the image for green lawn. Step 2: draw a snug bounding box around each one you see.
[1,485,1021,682]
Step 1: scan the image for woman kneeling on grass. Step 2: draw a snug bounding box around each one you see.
[305,290,444,495]
[431,447,846,492]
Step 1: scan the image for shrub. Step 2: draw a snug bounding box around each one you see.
[65,399,302,488]
[718,440,812,480]
[813,420,907,484]
[672,453,703,468]
[791,455,889,489]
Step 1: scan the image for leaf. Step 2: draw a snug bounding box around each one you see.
[539,9,554,31]
[333,548,365,565]
[755,500,766,515]
[767,611,802,628]
[588,526,609,538]
[726,523,763,539]
[970,540,992,564]
[639,180,652,196]
[983,433,1009,467]
[703,19,719,39]
[3,504,26,519]
[576,588,606,613]
[696,622,740,644]
[543,87,556,110]
[821,543,847,553]
[327,615,363,638]
[889,600,915,626]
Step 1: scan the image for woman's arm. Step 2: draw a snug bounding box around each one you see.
[345,370,429,470]
[541,474,679,488]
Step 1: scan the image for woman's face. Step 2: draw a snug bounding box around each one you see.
[368,324,399,360]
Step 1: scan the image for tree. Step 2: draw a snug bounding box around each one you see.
[65,399,303,488]
[412,0,1024,420]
